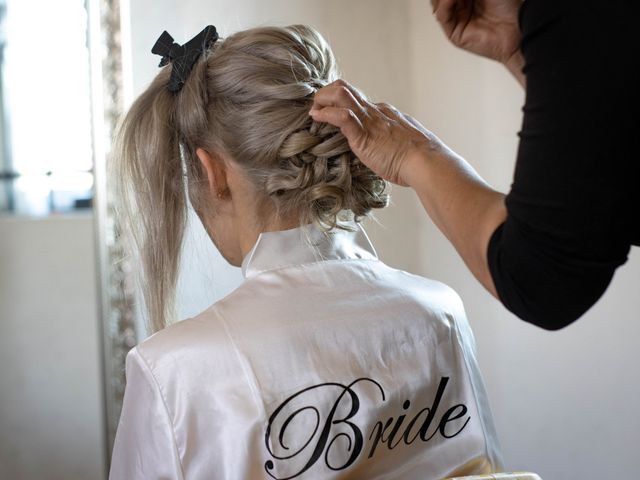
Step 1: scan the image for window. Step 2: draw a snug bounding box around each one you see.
[0,0,93,215]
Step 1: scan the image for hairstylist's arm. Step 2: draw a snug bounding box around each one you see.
[309,81,506,298]
[431,0,525,87]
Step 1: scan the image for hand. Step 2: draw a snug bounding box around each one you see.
[310,79,507,300]
[309,79,441,187]
[432,0,522,66]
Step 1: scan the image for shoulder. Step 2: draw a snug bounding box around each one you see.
[368,261,477,349]
[135,274,285,364]
[373,261,467,315]
[132,302,240,384]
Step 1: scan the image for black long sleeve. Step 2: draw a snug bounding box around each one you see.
[487,0,640,330]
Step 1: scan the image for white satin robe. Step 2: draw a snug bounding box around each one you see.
[109,222,503,480]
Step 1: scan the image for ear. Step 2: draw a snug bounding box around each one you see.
[195,147,229,198]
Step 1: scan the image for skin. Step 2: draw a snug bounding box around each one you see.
[432,0,525,86]
[195,148,299,267]
[308,0,525,299]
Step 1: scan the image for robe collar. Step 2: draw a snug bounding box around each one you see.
[240,221,378,279]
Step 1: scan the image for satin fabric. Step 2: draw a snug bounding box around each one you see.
[109,222,503,480]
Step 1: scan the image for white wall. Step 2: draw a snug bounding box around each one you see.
[128,2,640,478]
[0,215,105,479]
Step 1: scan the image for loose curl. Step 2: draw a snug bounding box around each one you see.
[112,24,390,332]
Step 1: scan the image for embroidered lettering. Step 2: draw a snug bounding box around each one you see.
[264,376,470,479]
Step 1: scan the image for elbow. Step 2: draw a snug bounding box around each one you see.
[497,270,615,331]
[518,307,585,332]
[487,219,620,332]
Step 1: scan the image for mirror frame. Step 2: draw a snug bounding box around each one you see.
[88,0,138,466]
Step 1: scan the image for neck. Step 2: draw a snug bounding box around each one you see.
[237,211,302,262]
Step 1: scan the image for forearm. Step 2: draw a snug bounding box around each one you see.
[404,146,506,297]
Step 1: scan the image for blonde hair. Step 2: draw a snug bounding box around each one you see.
[112,25,389,333]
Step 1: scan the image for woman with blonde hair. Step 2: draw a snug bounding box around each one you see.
[109,23,502,480]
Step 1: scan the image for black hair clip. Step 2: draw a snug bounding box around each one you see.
[151,25,219,92]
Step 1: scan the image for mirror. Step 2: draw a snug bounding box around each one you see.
[0,0,94,216]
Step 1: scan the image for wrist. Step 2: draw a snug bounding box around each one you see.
[401,133,454,189]
[401,147,433,189]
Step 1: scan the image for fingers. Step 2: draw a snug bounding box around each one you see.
[308,106,365,143]
[310,79,368,121]
[309,80,409,152]
[309,79,372,142]
[432,0,459,36]
[338,78,369,105]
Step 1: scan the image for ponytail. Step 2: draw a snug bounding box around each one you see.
[112,66,191,333]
